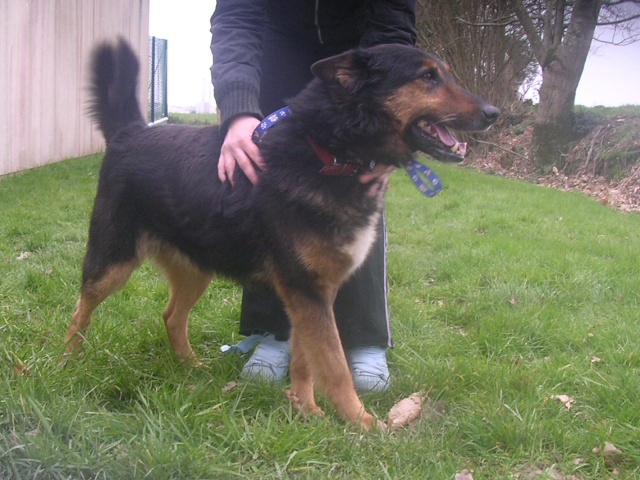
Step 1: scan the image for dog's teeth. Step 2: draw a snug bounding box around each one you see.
[450,141,467,157]
[418,121,437,138]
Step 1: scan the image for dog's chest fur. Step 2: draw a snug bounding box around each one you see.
[342,211,380,274]
[283,201,381,290]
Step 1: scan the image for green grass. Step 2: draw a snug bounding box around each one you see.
[575,104,640,119]
[168,112,219,125]
[1,155,640,479]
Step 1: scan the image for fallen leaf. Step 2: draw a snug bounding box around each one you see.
[7,431,21,447]
[455,469,474,480]
[113,444,128,461]
[593,442,625,467]
[592,442,621,456]
[554,394,575,410]
[221,381,239,393]
[512,464,581,480]
[387,391,424,430]
[12,363,32,376]
[455,327,469,337]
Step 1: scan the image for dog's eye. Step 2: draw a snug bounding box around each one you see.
[421,69,438,84]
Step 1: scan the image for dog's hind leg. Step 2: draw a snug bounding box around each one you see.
[153,247,213,364]
[64,261,138,359]
[64,185,145,360]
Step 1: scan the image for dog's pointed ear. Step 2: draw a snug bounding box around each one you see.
[311,51,359,90]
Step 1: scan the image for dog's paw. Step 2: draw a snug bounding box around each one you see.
[178,353,204,368]
[285,389,325,418]
[188,358,205,368]
[59,347,84,367]
[359,413,387,432]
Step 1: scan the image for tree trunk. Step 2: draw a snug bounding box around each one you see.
[513,0,603,170]
[533,61,580,171]
[535,0,603,169]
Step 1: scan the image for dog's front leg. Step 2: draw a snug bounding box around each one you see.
[287,331,324,417]
[277,284,379,430]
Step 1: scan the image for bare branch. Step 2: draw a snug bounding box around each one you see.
[474,139,530,160]
[593,33,640,44]
[455,16,519,28]
[554,0,567,45]
[597,12,640,24]
[510,0,548,64]
[602,0,640,6]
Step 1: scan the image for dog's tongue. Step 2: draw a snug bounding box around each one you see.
[432,124,456,147]
[432,124,467,156]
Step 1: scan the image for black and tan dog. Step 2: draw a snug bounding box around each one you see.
[64,39,498,429]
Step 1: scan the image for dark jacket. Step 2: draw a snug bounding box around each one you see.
[210,0,417,132]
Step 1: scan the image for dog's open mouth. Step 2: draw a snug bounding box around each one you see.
[409,119,467,163]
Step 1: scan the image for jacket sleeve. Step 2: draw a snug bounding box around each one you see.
[210,0,265,132]
[359,0,417,47]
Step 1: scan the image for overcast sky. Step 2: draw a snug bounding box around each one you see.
[149,0,214,109]
[149,0,640,110]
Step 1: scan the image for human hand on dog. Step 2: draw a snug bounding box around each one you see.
[219,116,265,185]
[358,164,396,199]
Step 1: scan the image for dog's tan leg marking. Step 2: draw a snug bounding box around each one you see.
[63,262,138,359]
[153,248,213,365]
[276,284,378,430]
[288,330,323,417]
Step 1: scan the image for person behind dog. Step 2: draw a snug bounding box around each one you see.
[210,0,417,392]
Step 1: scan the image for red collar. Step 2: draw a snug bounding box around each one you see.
[307,137,374,176]
[251,107,374,177]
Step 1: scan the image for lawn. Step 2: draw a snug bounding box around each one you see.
[1,154,639,479]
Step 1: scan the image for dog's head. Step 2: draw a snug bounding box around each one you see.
[310,45,499,166]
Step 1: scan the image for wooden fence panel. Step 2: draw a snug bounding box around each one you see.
[0,0,149,177]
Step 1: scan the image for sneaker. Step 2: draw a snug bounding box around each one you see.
[223,335,390,391]
[347,347,391,393]
[240,334,290,382]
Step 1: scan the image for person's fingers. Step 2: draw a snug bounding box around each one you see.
[358,164,396,184]
[218,116,264,185]
[366,173,391,199]
[217,149,235,184]
[245,139,266,172]
[232,147,261,185]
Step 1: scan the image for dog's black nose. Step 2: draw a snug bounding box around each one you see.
[482,105,500,124]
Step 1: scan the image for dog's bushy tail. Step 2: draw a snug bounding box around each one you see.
[89,38,145,143]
